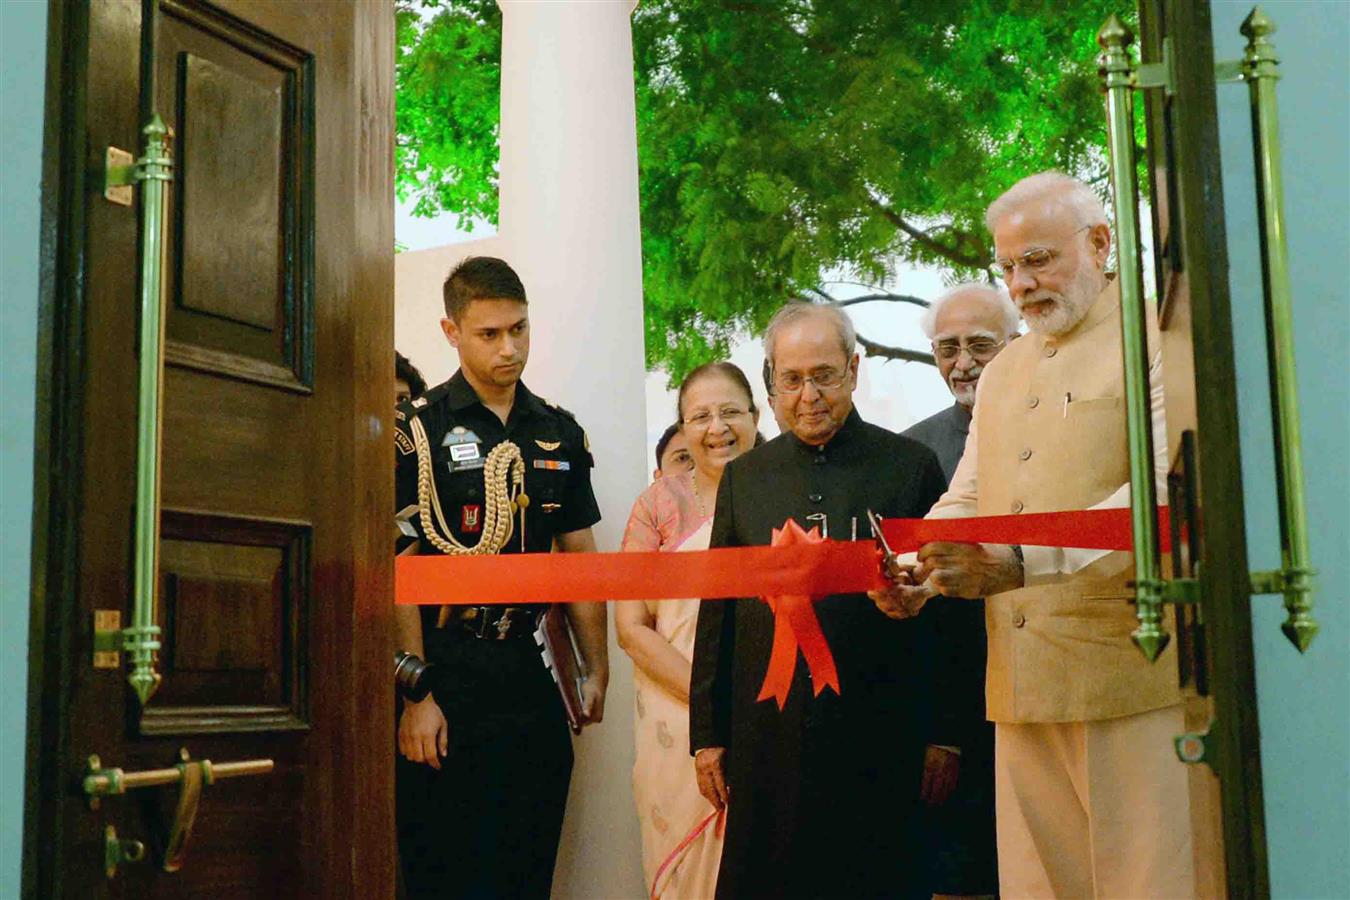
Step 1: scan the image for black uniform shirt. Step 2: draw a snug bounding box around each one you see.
[394,371,601,632]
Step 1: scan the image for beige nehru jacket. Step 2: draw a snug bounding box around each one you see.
[928,278,1181,724]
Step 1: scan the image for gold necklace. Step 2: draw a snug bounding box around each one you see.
[692,474,711,519]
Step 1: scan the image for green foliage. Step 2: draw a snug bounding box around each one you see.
[395,0,502,228]
[397,0,1138,381]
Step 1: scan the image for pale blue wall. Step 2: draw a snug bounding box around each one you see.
[1212,2,1350,895]
[0,1,47,895]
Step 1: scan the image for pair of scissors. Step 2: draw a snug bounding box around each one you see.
[866,509,904,582]
[867,510,936,610]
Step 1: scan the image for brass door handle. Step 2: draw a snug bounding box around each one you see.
[1238,10,1318,651]
[1098,16,1170,662]
[1094,10,1322,660]
[84,748,273,875]
[101,113,173,706]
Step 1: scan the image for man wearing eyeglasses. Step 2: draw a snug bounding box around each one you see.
[906,283,1020,480]
[875,172,1189,899]
[690,301,951,899]
[901,282,1018,900]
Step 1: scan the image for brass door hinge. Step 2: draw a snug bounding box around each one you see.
[92,609,122,669]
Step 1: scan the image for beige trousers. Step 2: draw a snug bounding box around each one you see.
[994,704,1196,899]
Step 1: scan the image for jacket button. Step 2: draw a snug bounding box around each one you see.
[1013,612,1027,628]
[1026,395,1039,409]
[1019,448,1033,461]
[1044,346,1058,358]
[808,493,823,504]
[1011,500,1025,513]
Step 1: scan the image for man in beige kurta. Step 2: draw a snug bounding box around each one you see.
[877,172,1194,899]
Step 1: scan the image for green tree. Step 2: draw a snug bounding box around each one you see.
[397,0,1133,380]
[396,0,502,229]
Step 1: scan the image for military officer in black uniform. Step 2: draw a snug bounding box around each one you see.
[393,256,608,900]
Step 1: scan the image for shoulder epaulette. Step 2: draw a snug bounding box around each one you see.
[540,397,581,423]
[538,398,589,452]
[396,380,452,420]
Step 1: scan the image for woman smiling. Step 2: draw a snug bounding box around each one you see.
[618,361,761,898]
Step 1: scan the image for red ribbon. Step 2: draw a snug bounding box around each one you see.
[395,537,882,606]
[756,521,842,709]
[649,807,724,900]
[880,506,1171,554]
[396,506,1168,704]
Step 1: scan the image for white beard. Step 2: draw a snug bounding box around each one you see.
[1019,261,1103,336]
[951,383,978,407]
[948,366,982,407]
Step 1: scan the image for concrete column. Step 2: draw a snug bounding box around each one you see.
[496,2,646,896]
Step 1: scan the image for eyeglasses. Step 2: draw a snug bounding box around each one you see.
[682,406,751,430]
[771,367,848,395]
[990,224,1091,280]
[932,338,1006,361]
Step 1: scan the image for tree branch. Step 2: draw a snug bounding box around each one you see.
[828,292,929,309]
[866,198,988,269]
[856,333,936,367]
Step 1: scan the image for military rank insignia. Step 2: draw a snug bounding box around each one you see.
[442,426,485,472]
[532,459,570,471]
[461,504,482,533]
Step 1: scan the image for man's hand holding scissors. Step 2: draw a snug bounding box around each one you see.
[865,509,936,620]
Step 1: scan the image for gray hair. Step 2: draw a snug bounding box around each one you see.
[984,171,1109,234]
[919,282,1020,340]
[762,301,857,367]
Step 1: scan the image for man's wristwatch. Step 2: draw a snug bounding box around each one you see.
[394,651,434,702]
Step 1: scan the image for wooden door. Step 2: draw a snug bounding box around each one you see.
[1127,0,1268,895]
[26,0,394,896]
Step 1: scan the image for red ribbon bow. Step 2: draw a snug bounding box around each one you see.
[756,520,843,709]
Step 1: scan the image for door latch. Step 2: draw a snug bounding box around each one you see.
[104,825,146,879]
[84,748,273,876]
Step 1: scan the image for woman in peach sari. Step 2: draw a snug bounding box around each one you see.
[619,362,761,899]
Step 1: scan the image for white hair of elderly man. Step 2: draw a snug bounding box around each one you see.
[984,170,1109,233]
[919,282,1020,341]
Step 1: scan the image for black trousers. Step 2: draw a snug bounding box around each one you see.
[923,733,998,896]
[397,630,574,900]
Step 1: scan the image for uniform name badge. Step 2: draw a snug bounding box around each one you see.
[442,426,485,472]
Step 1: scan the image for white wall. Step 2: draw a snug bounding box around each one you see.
[497,3,647,895]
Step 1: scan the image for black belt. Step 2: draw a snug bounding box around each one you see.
[445,606,543,640]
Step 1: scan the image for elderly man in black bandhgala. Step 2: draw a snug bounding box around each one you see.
[689,301,951,899]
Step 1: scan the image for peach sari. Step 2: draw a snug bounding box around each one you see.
[622,475,723,898]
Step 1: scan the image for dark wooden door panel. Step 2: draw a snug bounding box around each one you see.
[160,368,311,519]
[145,509,310,736]
[157,0,315,393]
[32,0,394,896]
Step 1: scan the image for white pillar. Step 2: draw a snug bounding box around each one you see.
[496,2,647,896]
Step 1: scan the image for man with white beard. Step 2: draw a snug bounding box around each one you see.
[906,284,1020,480]
[876,172,1193,898]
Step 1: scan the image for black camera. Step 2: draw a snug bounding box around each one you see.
[394,651,435,702]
